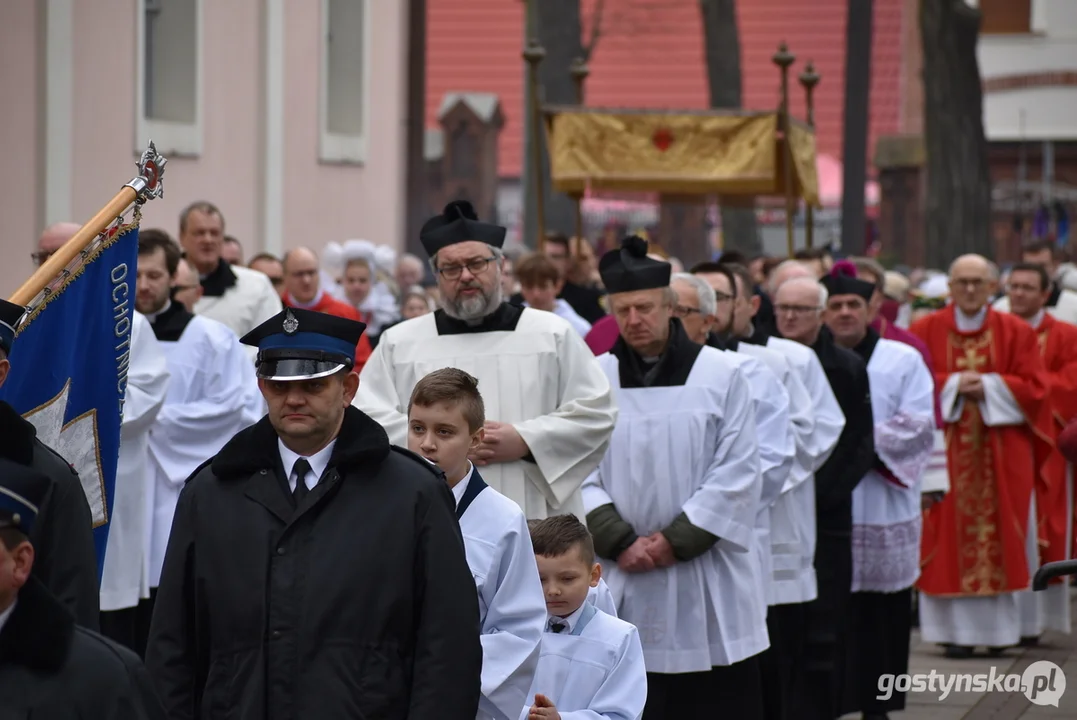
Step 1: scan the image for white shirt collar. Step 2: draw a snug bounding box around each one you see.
[450,462,476,507]
[548,602,586,632]
[278,438,337,491]
[955,305,988,332]
[0,600,15,635]
[1029,309,1046,329]
[144,300,171,323]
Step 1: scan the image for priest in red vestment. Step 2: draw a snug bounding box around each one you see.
[1004,262,1077,638]
[281,247,373,373]
[910,254,1052,658]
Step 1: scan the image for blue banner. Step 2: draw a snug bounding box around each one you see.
[0,224,139,578]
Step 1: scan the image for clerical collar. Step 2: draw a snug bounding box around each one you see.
[286,289,325,310]
[433,302,524,336]
[144,300,171,324]
[148,300,195,342]
[1029,309,1046,329]
[200,259,238,297]
[955,305,988,332]
[450,462,475,503]
[849,326,881,364]
[0,599,14,636]
[612,317,703,389]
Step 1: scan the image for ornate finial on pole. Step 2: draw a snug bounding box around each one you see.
[773,43,797,257]
[125,140,168,203]
[570,57,590,105]
[798,61,821,249]
[523,38,548,249]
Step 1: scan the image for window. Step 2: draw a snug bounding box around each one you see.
[136,0,202,155]
[979,0,1032,35]
[450,124,476,179]
[320,0,371,163]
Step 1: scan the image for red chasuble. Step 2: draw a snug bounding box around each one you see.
[1035,314,1077,566]
[910,306,1051,596]
[281,293,373,373]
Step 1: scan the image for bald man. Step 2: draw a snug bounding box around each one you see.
[910,254,1053,657]
[280,247,373,373]
[773,273,875,720]
[34,222,83,266]
[172,259,203,314]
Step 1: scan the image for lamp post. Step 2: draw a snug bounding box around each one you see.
[772,42,797,258]
[799,61,821,250]
[523,38,547,250]
[569,57,590,250]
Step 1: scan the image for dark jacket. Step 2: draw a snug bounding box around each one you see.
[0,577,164,719]
[145,406,483,720]
[0,401,99,629]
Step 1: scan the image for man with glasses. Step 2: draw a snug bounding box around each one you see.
[773,273,875,720]
[355,202,616,520]
[911,254,1053,659]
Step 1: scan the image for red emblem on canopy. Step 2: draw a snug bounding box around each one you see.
[652,128,674,152]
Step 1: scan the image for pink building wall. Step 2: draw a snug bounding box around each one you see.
[0,0,408,299]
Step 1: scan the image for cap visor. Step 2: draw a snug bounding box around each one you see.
[256,359,347,381]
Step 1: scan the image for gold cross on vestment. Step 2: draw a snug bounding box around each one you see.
[956,348,988,372]
[965,515,996,544]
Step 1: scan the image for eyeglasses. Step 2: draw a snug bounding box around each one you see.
[436,257,496,280]
[714,291,734,302]
[775,304,821,316]
[673,305,702,318]
[31,250,55,267]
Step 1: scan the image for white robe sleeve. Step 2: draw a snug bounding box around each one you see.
[149,334,260,485]
[253,273,284,326]
[555,626,648,720]
[681,366,760,553]
[478,513,546,720]
[743,360,794,512]
[121,313,170,439]
[875,356,936,488]
[799,350,845,473]
[939,373,964,423]
[979,373,1027,427]
[355,334,409,443]
[513,329,617,509]
[780,361,816,494]
[586,578,618,618]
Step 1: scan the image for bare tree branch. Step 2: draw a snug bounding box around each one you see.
[582,0,606,61]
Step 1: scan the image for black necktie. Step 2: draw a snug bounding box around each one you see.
[292,458,312,504]
[549,619,567,634]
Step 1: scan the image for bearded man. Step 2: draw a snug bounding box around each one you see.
[355,202,616,519]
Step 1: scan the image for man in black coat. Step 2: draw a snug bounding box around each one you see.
[0,458,165,719]
[145,307,482,720]
[0,299,99,630]
[773,275,875,720]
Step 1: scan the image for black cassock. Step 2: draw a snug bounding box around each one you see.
[145,406,483,720]
[0,577,164,719]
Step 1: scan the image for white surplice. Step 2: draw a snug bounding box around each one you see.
[919,306,1033,647]
[454,467,547,720]
[355,309,617,519]
[582,347,766,672]
[194,264,282,360]
[100,312,171,612]
[520,604,647,720]
[146,314,262,587]
[728,349,795,609]
[760,336,846,605]
[587,577,618,618]
[854,337,935,593]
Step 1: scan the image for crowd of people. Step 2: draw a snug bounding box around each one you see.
[2,197,1077,720]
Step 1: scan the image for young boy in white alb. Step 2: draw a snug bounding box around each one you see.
[408,368,547,720]
[523,515,647,719]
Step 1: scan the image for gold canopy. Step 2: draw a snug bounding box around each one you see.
[543,107,819,205]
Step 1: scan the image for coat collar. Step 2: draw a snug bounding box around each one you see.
[212,405,391,479]
[0,576,74,672]
[0,401,36,466]
[611,317,702,388]
[200,259,238,297]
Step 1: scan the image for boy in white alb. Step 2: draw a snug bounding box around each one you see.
[523,515,647,719]
[408,368,547,720]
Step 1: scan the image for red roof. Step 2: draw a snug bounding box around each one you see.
[427,0,907,179]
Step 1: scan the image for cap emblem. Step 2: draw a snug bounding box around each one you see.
[282,309,299,335]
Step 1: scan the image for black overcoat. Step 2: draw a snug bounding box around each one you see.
[145,406,482,720]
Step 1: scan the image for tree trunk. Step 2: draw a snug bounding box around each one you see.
[700,0,760,256]
[532,0,585,241]
[920,0,992,268]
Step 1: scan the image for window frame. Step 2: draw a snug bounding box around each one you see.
[318,0,372,165]
[134,0,204,157]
